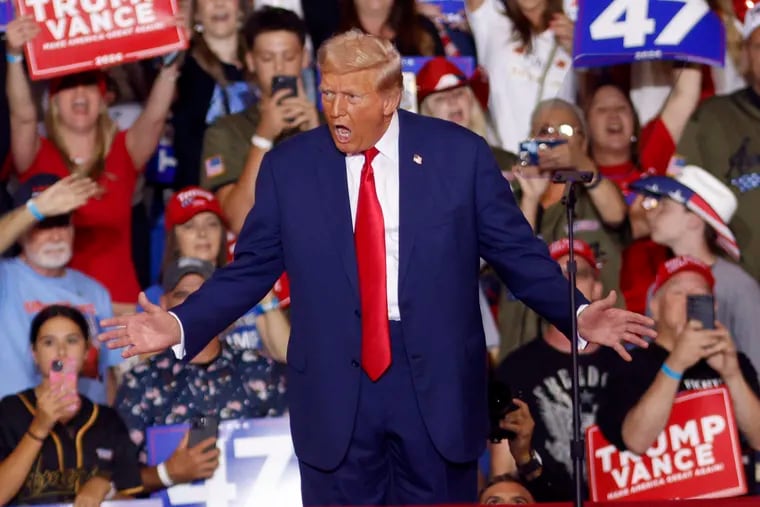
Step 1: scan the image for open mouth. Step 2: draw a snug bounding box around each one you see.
[210,12,231,23]
[334,125,351,144]
[72,97,89,114]
[605,122,623,135]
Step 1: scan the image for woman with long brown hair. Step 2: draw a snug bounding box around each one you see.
[5,16,180,315]
[171,0,253,188]
[465,0,576,152]
[339,0,445,56]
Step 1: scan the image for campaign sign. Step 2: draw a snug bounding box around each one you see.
[573,0,725,68]
[147,417,301,507]
[0,0,13,31]
[15,0,188,79]
[419,1,465,24]
[586,387,746,502]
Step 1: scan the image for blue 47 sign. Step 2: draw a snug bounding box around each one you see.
[573,0,725,68]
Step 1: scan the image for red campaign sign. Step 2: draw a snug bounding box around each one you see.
[586,386,746,502]
[15,0,187,80]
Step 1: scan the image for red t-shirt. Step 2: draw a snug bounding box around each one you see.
[598,117,675,314]
[19,132,140,303]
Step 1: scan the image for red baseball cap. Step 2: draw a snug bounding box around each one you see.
[652,256,715,295]
[548,238,599,272]
[49,70,108,97]
[165,186,225,231]
[416,57,470,103]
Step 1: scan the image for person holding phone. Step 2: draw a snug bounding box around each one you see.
[0,305,142,505]
[597,256,760,461]
[201,7,320,234]
[116,257,287,492]
[497,98,628,358]
[630,164,760,372]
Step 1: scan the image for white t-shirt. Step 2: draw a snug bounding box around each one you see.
[467,0,576,152]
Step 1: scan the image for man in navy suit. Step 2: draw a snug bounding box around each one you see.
[101,31,654,505]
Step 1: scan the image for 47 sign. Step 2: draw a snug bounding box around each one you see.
[573,0,725,68]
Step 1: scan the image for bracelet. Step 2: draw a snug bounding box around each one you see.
[6,52,23,64]
[156,461,174,487]
[661,363,683,381]
[26,200,45,221]
[251,135,273,151]
[585,173,603,190]
[26,429,46,442]
[254,296,280,316]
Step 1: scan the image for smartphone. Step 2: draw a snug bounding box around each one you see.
[188,415,219,451]
[488,381,520,442]
[518,138,568,166]
[687,294,715,330]
[49,358,78,393]
[271,75,297,101]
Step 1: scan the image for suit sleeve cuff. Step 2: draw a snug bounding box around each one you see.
[169,311,186,359]
[576,304,589,350]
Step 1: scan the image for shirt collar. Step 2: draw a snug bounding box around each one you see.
[372,110,399,163]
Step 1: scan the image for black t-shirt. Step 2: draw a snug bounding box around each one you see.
[496,336,622,498]
[597,342,760,451]
[171,53,249,189]
[0,389,143,504]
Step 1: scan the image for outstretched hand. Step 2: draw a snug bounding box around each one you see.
[578,290,655,361]
[99,292,181,358]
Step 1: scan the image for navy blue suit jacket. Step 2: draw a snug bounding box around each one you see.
[173,110,588,470]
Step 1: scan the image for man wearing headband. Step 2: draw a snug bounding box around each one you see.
[0,174,124,405]
[598,256,760,460]
[632,165,760,369]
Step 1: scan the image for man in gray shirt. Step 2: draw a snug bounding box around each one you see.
[631,165,760,368]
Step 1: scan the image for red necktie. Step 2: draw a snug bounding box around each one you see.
[355,147,391,381]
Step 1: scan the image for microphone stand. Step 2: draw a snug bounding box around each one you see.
[552,169,593,507]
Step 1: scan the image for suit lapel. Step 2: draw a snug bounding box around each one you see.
[397,110,432,296]
[314,130,360,299]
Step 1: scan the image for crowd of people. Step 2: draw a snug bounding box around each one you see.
[1,0,760,504]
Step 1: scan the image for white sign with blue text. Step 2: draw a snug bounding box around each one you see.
[146,417,301,507]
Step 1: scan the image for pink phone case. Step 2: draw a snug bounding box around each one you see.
[49,358,78,394]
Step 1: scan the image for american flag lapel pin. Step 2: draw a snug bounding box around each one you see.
[413,154,423,165]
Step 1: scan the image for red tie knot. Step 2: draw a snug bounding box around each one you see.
[364,147,380,166]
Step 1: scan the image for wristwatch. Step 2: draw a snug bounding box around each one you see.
[517,449,543,478]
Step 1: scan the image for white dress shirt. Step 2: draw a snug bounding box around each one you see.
[346,112,401,321]
[171,111,586,358]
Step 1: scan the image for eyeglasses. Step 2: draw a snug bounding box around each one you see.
[535,123,582,139]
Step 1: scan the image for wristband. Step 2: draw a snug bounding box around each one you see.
[26,429,46,442]
[156,461,174,487]
[661,363,683,381]
[254,296,280,316]
[584,173,603,190]
[251,135,273,151]
[26,200,45,221]
[6,52,23,64]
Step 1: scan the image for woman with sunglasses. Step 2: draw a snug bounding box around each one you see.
[499,98,628,354]
[0,305,142,505]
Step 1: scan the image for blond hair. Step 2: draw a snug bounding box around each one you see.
[419,86,489,139]
[45,98,117,179]
[317,30,403,93]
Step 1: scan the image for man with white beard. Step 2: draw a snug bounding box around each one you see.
[0,174,124,404]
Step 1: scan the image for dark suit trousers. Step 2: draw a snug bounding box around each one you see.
[298,321,478,506]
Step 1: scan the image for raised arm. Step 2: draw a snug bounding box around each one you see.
[4,16,42,173]
[125,64,180,169]
[0,175,97,253]
[659,65,702,146]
